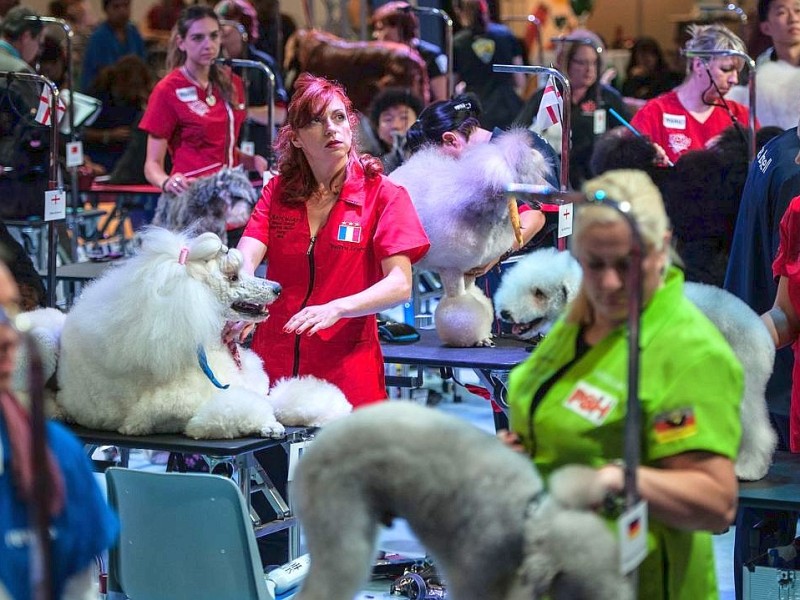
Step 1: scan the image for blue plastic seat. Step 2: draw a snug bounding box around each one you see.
[105,467,272,600]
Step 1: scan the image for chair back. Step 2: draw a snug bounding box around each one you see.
[105,467,271,600]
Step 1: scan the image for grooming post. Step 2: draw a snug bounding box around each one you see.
[0,71,61,307]
[214,57,277,171]
[26,16,80,262]
[493,64,571,251]
[403,5,454,99]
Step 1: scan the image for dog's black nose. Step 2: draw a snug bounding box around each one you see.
[500,310,511,321]
[273,283,282,296]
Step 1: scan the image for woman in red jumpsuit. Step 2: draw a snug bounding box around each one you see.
[229,73,430,408]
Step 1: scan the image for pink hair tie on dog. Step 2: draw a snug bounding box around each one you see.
[178,247,189,265]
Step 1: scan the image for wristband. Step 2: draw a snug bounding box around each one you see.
[161,176,171,192]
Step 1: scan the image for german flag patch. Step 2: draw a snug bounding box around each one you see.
[653,408,697,444]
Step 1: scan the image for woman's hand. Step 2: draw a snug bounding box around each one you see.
[496,429,526,453]
[240,153,269,176]
[164,172,197,194]
[252,154,269,176]
[284,302,344,336]
[222,320,255,343]
[651,142,673,167]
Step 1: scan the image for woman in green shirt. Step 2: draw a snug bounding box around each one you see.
[505,169,743,599]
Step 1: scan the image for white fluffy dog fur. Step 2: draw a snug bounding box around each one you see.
[294,402,632,600]
[494,248,778,480]
[390,129,552,347]
[726,61,800,130]
[52,227,350,439]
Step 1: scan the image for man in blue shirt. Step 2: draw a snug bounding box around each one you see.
[724,123,800,600]
[80,0,145,91]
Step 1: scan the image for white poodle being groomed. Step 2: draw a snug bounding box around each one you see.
[390,129,553,347]
[51,227,350,439]
[293,401,632,600]
[494,248,778,481]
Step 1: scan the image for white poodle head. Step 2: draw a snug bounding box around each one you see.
[494,248,583,339]
[138,227,281,323]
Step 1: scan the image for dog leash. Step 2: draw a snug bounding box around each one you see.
[196,346,229,389]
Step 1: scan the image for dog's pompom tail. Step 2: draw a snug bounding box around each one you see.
[547,464,610,510]
[269,376,352,427]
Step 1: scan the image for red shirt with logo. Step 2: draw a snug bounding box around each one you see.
[630,90,752,164]
[242,160,430,407]
[139,68,246,176]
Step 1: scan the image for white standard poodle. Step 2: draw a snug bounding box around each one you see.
[493,248,778,481]
[293,401,632,600]
[390,129,552,347]
[52,227,350,439]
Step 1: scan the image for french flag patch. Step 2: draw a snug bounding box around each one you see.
[337,222,362,243]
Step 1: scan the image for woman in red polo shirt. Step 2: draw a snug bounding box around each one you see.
[140,5,266,194]
[227,73,430,408]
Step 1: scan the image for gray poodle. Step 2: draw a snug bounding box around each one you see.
[152,166,257,245]
[294,402,632,600]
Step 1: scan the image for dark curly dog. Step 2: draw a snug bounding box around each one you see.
[152,166,257,245]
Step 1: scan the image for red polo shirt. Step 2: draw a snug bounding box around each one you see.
[140,68,246,176]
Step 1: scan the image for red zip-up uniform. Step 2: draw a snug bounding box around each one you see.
[243,160,430,407]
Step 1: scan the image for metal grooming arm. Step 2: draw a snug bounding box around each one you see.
[215,57,277,171]
[501,15,544,67]
[0,71,60,307]
[493,64,572,250]
[404,5,454,99]
[26,16,81,257]
[681,47,757,161]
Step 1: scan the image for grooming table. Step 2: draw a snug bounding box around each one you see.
[80,183,163,252]
[739,451,800,511]
[70,425,314,557]
[37,258,120,307]
[737,452,800,596]
[4,208,106,270]
[382,328,534,411]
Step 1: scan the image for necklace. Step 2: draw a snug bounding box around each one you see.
[182,66,216,107]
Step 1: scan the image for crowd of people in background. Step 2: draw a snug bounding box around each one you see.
[5,0,800,598]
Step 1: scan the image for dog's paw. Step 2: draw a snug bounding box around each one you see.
[259,421,286,438]
[475,336,495,347]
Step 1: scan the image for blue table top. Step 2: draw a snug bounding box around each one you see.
[739,451,800,511]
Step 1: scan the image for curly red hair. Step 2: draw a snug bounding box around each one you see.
[276,73,382,203]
